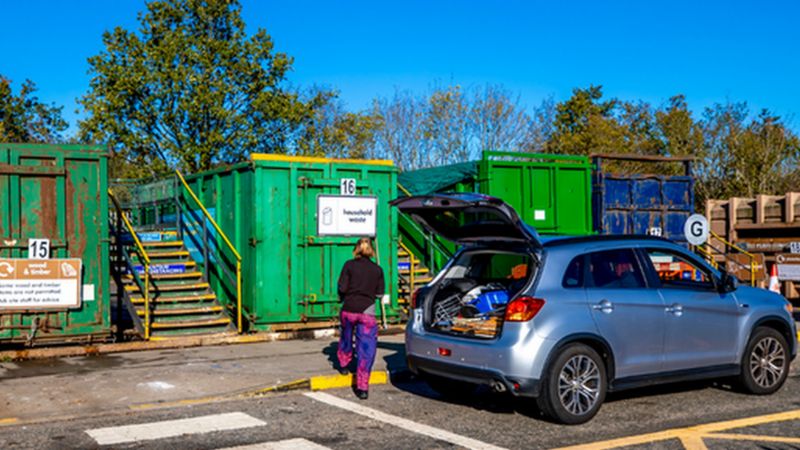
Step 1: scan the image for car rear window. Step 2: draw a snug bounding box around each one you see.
[562,256,584,288]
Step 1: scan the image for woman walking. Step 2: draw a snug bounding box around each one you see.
[337,237,385,400]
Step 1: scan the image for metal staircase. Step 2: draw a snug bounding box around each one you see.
[109,171,246,340]
[122,237,232,336]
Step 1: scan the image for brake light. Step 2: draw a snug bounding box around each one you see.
[411,289,420,309]
[505,297,545,322]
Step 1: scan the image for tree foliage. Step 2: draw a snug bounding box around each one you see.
[372,84,531,170]
[0,75,68,143]
[79,0,323,177]
[296,90,382,159]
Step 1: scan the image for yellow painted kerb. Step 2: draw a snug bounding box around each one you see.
[309,371,388,391]
[251,153,394,167]
[0,418,19,426]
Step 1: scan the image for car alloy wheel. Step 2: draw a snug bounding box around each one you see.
[558,354,601,416]
[749,336,786,389]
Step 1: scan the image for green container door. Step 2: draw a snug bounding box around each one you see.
[0,144,110,344]
[185,155,399,329]
[479,151,593,235]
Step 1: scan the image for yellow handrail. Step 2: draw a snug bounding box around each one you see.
[397,182,412,197]
[708,230,756,287]
[108,189,152,339]
[174,171,244,333]
[398,240,417,304]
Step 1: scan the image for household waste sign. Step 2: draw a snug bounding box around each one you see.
[0,258,82,309]
[317,195,377,237]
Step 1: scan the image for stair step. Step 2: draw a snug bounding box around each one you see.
[398,250,410,257]
[130,293,217,304]
[150,317,231,329]
[399,268,430,275]
[123,271,203,281]
[136,306,223,317]
[135,250,191,259]
[140,241,184,248]
[413,277,433,284]
[125,282,210,292]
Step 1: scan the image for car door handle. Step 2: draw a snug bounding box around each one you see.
[665,303,684,317]
[592,299,614,314]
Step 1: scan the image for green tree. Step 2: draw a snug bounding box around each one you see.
[296,91,382,159]
[79,0,322,177]
[0,75,68,143]
[547,85,629,155]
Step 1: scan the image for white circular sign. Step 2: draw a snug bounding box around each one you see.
[684,214,709,245]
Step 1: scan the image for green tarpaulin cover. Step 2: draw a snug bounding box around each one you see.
[398,161,479,196]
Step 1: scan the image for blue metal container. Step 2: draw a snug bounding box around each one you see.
[593,155,695,243]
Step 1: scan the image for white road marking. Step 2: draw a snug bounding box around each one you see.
[85,412,266,445]
[305,391,507,450]
[220,438,332,450]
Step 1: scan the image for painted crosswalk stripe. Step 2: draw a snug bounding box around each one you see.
[85,412,266,445]
[220,438,331,450]
[305,391,507,450]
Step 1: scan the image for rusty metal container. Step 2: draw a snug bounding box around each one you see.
[0,144,111,344]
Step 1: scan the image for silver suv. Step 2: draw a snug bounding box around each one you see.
[393,193,797,424]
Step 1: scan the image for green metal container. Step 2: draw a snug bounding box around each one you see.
[400,151,594,235]
[0,143,111,344]
[183,154,399,329]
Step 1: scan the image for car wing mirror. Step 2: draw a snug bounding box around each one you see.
[718,272,739,293]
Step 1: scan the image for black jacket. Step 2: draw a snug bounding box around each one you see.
[338,257,385,313]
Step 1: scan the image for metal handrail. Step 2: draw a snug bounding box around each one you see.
[398,240,417,303]
[175,171,244,333]
[707,230,757,287]
[108,189,152,339]
[396,182,454,262]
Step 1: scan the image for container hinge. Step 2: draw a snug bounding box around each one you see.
[248,237,262,247]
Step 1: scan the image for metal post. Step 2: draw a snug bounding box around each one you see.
[236,260,242,333]
[202,218,209,283]
[144,264,150,340]
[175,176,183,240]
[115,210,124,341]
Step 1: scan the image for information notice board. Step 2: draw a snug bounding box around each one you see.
[0,258,82,309]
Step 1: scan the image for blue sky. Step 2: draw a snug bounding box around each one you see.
[1,0,798,135]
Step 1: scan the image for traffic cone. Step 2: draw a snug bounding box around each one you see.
[768,264,781,294]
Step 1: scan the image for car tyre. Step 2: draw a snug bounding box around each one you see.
[423,373,475,399]
[537,343,606,425]
[738,327,789,395]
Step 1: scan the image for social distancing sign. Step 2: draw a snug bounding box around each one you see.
[0,258,82,309]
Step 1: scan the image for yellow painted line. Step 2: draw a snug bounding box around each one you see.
[0,418,19,426]
[689,408,800,433]
[553,408,800,450]
[678,434,707,450]
[555,430,682,450]
[309,371,388,391]
[130,395,225,411]
[704,433,800,444]
[251,153,394,167]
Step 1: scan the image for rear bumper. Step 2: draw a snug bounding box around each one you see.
[408,354,540,397]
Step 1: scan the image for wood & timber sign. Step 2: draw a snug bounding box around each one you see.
[0,258,82,309]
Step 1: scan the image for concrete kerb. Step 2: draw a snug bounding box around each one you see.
[124,369,413,414]
[0,325,406,362]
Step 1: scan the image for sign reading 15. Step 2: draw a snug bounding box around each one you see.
[28,238,51,259]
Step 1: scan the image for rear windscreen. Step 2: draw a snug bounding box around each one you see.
[408,207,527,242]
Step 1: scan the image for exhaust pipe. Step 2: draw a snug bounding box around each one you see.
[490,379,507,393]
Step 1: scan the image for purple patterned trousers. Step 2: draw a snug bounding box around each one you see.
[338,310,378,391]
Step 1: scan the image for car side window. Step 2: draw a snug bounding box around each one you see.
[562,256,584,288]
[587,249,646,289]
[644,249,714,291]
